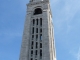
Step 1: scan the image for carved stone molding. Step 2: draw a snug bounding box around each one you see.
[27,1,49,6]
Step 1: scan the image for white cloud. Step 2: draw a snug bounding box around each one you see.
[70,47,80,60]
[77,48,80,60]
[50,0,80,33]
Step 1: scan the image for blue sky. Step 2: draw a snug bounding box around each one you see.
[0,0,80,60]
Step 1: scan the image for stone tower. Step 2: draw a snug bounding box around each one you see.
[19,0,56,60]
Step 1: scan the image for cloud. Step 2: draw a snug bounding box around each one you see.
[70,47,80,60]
[50,0,80,33]
[76,48,80,60]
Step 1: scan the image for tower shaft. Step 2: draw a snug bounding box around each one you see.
[19,0,56,60]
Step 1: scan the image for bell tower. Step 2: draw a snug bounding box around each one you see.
[19,0,57,60]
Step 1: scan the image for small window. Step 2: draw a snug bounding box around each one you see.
[40,18,42,26]
[32,35,34,40]
[35,50,38,55]
[32,27,34,34]
[36,42,38,49]
[31,50,33,57]
[40,34,42,41]
[34,8,42,15]
[35,50,38,58]
[36,28,38,33]
[40,43,42,48]
[40,50,42,59]
[31,41,33,45]
[33,19,35,26]
[40,28,42,33]
[31,41,34,49]
[31,46,33,49]
[36,35,38,41]
[31,50,33,54]
[36,19,38,25]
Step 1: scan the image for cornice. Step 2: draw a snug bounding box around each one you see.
[27,1,49,6]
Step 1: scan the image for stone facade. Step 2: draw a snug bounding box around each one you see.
[19,0,56,60]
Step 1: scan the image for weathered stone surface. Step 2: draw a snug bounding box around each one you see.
[19,0,56,60]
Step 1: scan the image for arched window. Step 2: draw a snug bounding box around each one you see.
[34,8,42,15]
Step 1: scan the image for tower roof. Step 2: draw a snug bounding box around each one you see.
[30,0,48,2]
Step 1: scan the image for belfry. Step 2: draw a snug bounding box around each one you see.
[19,0,57,60]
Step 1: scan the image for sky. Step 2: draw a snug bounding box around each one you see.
[0,0,80,60]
